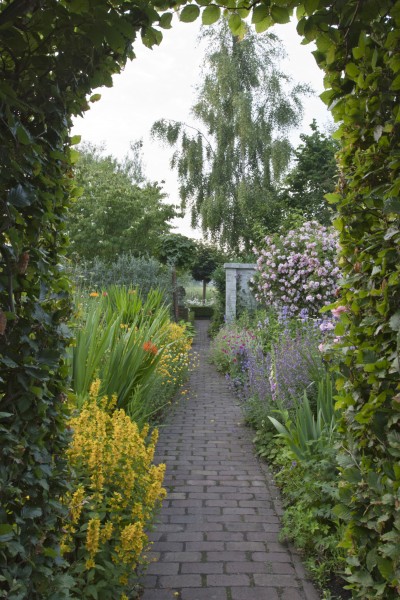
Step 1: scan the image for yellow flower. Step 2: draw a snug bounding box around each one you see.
[86,518,101,556]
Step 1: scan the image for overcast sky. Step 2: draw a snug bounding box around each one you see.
[72,17,332,239]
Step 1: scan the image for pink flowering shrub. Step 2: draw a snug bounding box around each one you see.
[253,221,341,317]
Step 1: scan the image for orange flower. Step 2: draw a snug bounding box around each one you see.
[89,292,99,297]
[142,341,158,355]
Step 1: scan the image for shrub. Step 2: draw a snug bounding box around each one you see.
[69,254,170,301]
[274,444,345,591]
[61,381,166,599]
[253,221,340,317]
[209,325,256,375]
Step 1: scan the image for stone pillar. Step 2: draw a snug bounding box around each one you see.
[225,264,237,324]
[224,263,257,323]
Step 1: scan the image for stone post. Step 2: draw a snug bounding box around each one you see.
[224,263,257,323]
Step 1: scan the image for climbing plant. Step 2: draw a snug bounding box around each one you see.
[1,0,399,598]
[0,1,176,597]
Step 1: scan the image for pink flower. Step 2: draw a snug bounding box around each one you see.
[318,343,325,352]
[331,306,347,318]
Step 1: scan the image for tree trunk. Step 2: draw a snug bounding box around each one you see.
[202,279,207,305]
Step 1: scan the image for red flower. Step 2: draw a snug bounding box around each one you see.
[143,341,158,355]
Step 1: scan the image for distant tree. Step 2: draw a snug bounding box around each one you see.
[191,243,225,303]
[151,22,309,252]
[67,144,179,262]
[281,120,339,225]
[157,234,197,320]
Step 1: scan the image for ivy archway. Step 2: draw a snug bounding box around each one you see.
[0,1,399,598]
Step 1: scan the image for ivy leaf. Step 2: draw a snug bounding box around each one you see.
[180,5,200,23]
[390,73,400,90]
[389,311,400,332]
[228,13,242,35]
[383,197,400,214]
[255,17,273,33]
[21,506,43,519]
[202,5,220,25]
[70,134,81,145]
[8,184,33,208]
[304,0,320,13]
[159,12,173,29]
[270,5,291,24]
[251,4,269,23]
[0,525,14,543]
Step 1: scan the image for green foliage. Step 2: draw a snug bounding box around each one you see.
[151,22,309,251]
[274,444,345,590]
[191,243,224,284]
[2,0,400,596]
[157,233,197,271]
[67,144,178,262]
[62,385,166,599]
[191,242,225,303]
[0,1,176,592]
[268,374,337,461]
[69,253,171,301]
[68,288,171,422]
[281,120,340,225]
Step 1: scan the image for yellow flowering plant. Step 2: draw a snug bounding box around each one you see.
[62,381,166,599]
[151,321,194,413]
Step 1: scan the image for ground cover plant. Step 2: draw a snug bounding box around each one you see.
[1,0,400,597]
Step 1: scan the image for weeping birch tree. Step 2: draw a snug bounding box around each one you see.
[151,22,309,252]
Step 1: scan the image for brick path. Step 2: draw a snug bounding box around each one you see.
[140,320,320,600]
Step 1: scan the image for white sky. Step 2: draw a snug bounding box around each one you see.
[72,16,331,239]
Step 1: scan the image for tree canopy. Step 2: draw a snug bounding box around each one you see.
[67,145,178,262]
[152,22,309,252]
[281,120,339,225]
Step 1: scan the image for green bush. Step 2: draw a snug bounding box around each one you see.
[69,254,171,301]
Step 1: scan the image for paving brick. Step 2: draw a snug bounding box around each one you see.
[181,562,224,574]
[141,590,178,600]
[186,542,224,551]
[253,574,301,587]
[271,562,296,575]
[207,574,251,587]
[164,532,204,543]
[206,532,244,542]
[159,574,202,588]
[162,552,201,563]
[207,551,247,562]
[230,588,279,600]
[281,589,306,600]
[226,542,266,552]
[146,562,180,575]
[225,561,269,574]
[150,542,184,552]
[180,589,227,600]
[252,552,292,563]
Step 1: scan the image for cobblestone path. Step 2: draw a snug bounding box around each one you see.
[140,320,320,600]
